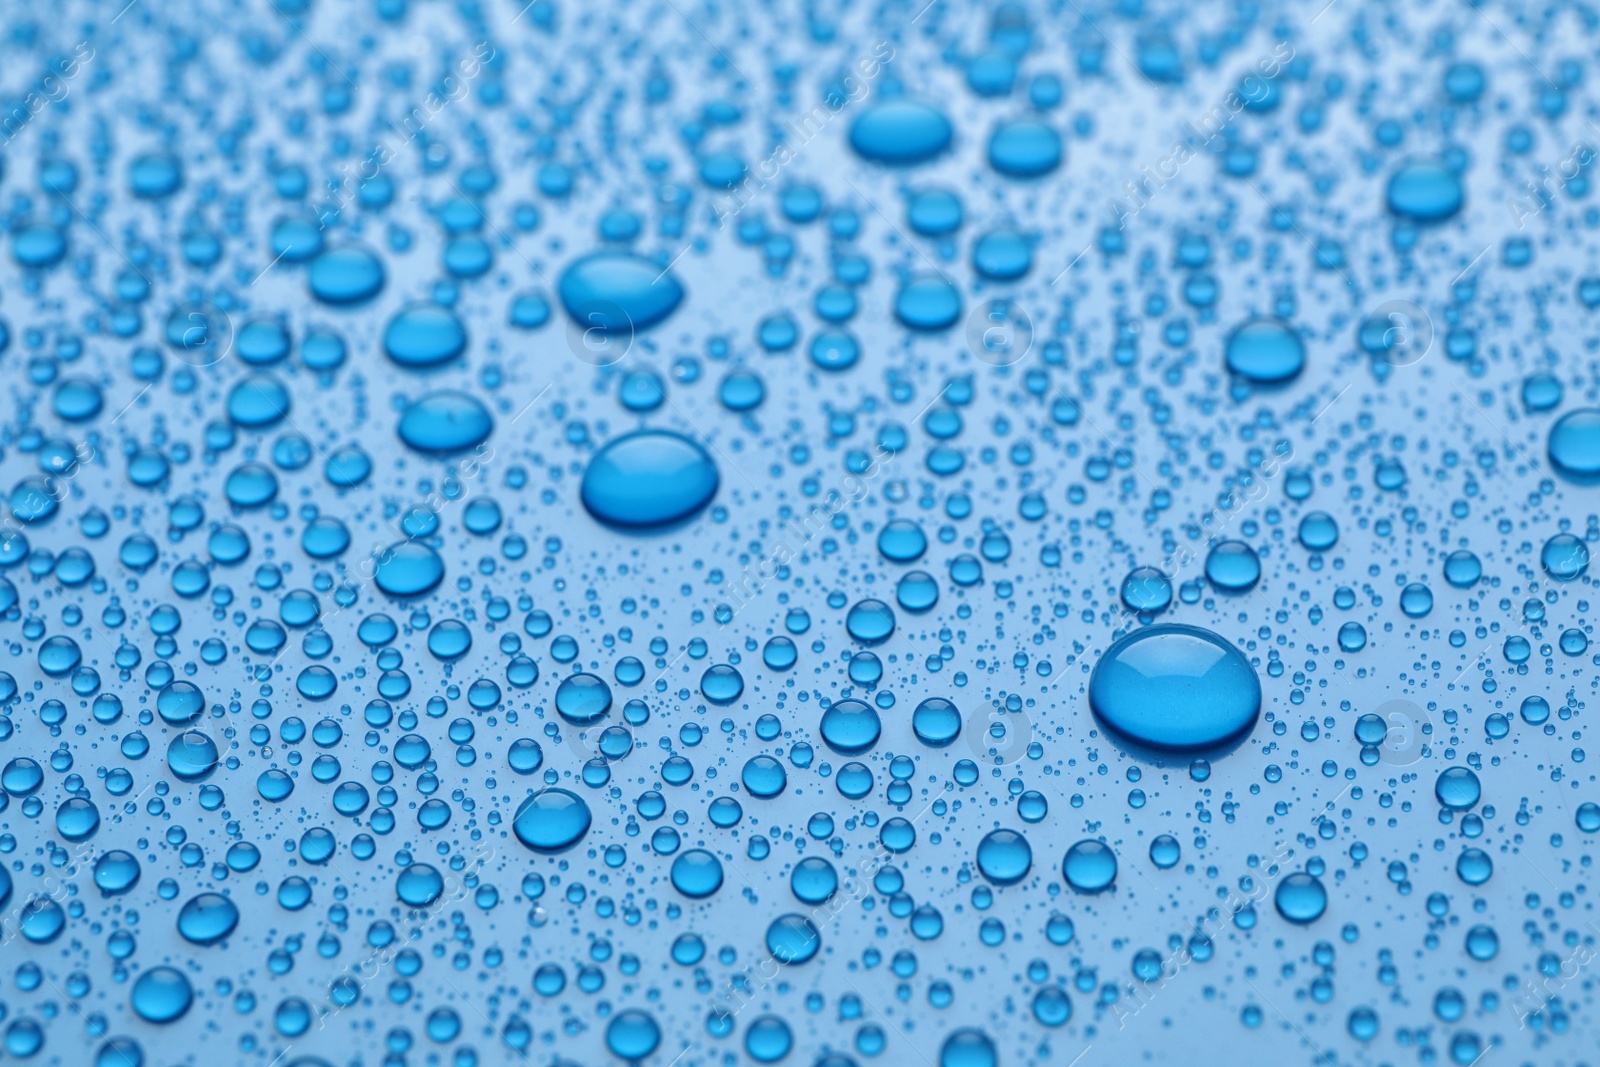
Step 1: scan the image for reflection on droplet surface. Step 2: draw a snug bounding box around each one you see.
[1225,318,1305,384]
[559,251,685,331]
[581,431,719,530]
[384,305,467,368]
[397,391,493,455]
[976,828,1032,886]
[512,788,593,853]
[848,101,953,165]
[130,967,193,1024]
[1062,839,1118,893]
[177,892,240,945]
[1386,160,1464,222]
[1089,624,1262,751]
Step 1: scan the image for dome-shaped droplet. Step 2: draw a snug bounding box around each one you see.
[580,430,719,530]
[166,730,219,782]
[53,378,103,422]
[976,828,1033,886]
[156,680,205,726]
[940,1028,998,1067]
[1274,872,1328,924]
[555,672,613,725]
[988,120,1062,177]
[848,101,953,165]
[177,892,239,945]
[765,913,821,963]
[383,305,467,368]
[605,1009,662,1060]
[512,788,592,853]
[1088,624,1261,751]
[1386,160,1463,223]
[1205,540,1261,591]
[1120,566,1172,613]
[93,851,140,896]
[1548,408,1600,483]
[845,598,895,644]
[1062,839,1117,893]
[130,967,193,1024]
[396,863,445,907]
[1435,766,1481,810]
[670,849,724,898]
[558,251,685,332]
[912,697,962,748]
[818,699,881,755]
[790,857,839,904]
[1542,533,1589,580]
[397,391,493,456]
[2,757,42,796]
[308,246,385,305]
[1225,318,1305,384]
[894,275,962,331]
[878,519,927,562]
[741,755,788,798]
[56,797,100,841]
[226,375,291,428]
[699,663,744,705]
[129,154,183,199]
[373,541,445,598]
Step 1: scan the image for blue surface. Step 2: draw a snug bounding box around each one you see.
[0,1,1596,1065]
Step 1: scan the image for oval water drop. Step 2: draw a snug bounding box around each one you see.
[308,246,385,306]
[558,251,685,332]
[1088,624,1261,751]
[130,967,192,1024]
[397,391,493,456]
[976,829,1032,886]
[383,305,467,369]
[580,431,719,530]
[1225,318,1305,384]
[1386,160,1464,222]
[848,101,953,165]
[1548,408,1600,483]
[512,788,593,853]
[373,541,445,598]
[177,892,240,945]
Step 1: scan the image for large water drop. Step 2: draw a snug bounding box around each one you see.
[512,788,593,853]
[1088,624,1262,751]
[558,251,685,332]
[848,101,953,165]
[580,430,719,530]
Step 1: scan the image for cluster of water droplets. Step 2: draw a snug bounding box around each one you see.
[0,0,1597,1064]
